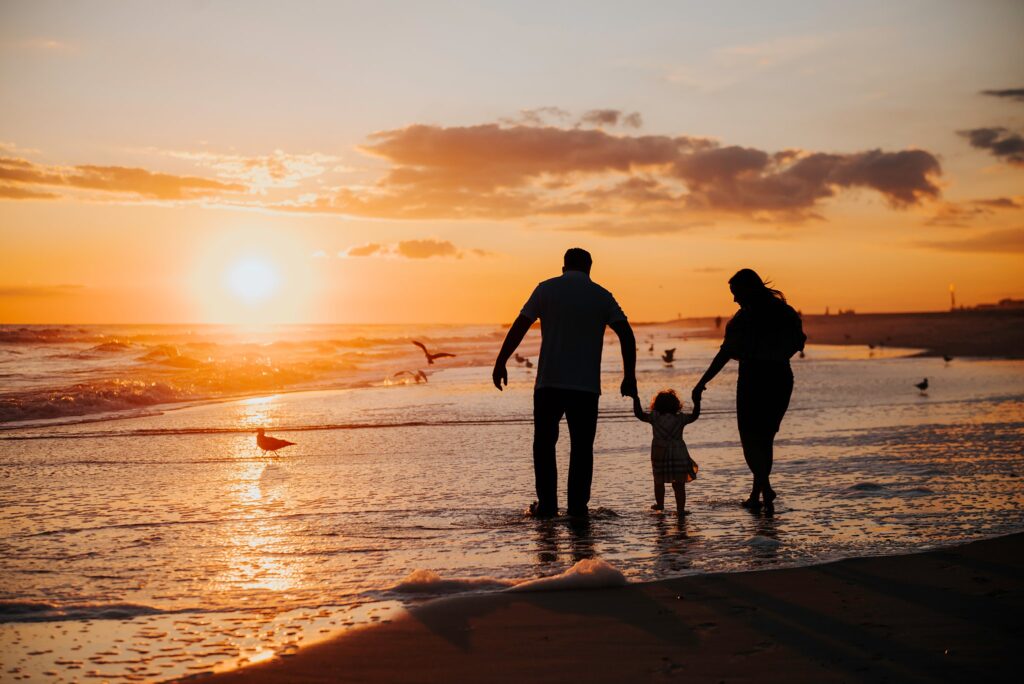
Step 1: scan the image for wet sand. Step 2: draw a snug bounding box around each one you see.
[677,309,1024,359]
[202,532,1022,683]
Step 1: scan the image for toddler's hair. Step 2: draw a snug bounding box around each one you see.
[650,389,683,414]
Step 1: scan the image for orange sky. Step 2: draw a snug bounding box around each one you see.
[1,2,1022,324]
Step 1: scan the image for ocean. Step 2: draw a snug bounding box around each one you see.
[1,323,1022,682]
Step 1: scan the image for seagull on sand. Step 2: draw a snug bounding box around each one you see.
[524,358,533,368]
[392,370,426,384]
[943,354,953,364]
[662,348,676,364]
[256,428,295,455]
[915,378,929,395]
[412,340,456,365]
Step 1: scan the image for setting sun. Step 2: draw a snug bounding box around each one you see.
[226,258,280,304]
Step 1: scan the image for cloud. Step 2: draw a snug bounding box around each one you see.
[0,184,59,200]
[958,127,1024,166]
[981,88,1024,103]
[925,197,1024,227]
[0,284,84,297]
[556,219,706,236]
[0,156,244,199]
[344,243,385,257]
[395,239,458,259]
[149,148,339,192]
[291,121,940,228]
[918,228,1024,253]
[499,107,571,127]
[0,111,945,232]
[578,109,643,128]
[341,239,490,259]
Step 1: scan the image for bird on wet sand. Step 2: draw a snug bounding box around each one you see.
[943,355,953,364]
[915,378,929,395]
[662,348,676,364]
[412,340,456,365]
[256,428,295,455]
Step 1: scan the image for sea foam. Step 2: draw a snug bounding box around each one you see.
[508,558,627,592]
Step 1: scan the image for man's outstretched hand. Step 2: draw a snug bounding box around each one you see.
[620,376,637,399]
[492,364,508,391]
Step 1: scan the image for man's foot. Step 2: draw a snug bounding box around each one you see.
[566,506,589,518]
[763,488,777,504]
[528,502,557,519]
[740,497,762,510]
[650,503,664,511]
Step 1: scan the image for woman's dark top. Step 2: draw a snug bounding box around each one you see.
[721,297,805,434]
[720,297,805,363]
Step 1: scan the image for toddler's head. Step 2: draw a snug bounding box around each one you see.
[650,389,683,414]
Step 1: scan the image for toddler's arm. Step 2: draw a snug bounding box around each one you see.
[686,396,702,423]
[632,395,651,422]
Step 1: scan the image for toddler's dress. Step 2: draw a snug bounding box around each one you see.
[639,411,698,483]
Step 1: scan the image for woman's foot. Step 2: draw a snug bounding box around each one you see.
[763,488,777,505]
[740,497,762,510]
[650,503,664,511]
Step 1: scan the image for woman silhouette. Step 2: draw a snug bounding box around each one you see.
[693,269,805,509]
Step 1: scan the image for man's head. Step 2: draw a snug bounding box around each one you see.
[562,248,593,274]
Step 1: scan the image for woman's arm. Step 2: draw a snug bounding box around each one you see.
[693,348,731,400]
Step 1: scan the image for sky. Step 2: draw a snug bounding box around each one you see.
[1,0,1022,324]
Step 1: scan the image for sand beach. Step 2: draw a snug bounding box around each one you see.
[203,532,1022,683]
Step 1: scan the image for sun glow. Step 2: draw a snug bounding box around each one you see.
[226,258,280,304]
[189,226,322,325]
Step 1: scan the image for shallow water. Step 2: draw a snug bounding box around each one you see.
[1,325,1023,681]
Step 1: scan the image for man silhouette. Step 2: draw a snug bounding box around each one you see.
[493,248,637,517]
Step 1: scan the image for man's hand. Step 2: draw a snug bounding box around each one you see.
[492,364,508,391]
[620,376,637,399]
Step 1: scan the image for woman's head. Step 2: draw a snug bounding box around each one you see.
[728,268,786,307]
[650,389,683,414]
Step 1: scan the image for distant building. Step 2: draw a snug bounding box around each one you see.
[975,298,1024,310]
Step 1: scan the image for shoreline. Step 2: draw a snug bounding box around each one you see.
[672,308,1024,359]
[200,532,1023,683]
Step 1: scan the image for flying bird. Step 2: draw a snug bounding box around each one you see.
[256,428,295,455]
[662,348,676,364]
[412,340,456,365]
[524,358,533,368]
[915,378,929,395]
[514,353,526,364]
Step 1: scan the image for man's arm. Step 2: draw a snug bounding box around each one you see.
[609,319,636,398]
[492,315,533,391]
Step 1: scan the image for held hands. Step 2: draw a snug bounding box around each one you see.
[621,376,638,399]
[492,364,508,391]
[691,384,706,404]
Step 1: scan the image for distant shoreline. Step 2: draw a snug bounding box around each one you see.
[640,309,1024,360]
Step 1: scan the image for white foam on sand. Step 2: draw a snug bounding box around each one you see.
[507,558,627,592]
[745,535,783,550]
[390,569,515,594]
[391,559,628,596]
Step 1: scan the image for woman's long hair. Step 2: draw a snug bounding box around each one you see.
[729,268,786,303]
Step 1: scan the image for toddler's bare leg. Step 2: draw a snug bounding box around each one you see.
[652,478,665,510]
[672,481,686,513]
